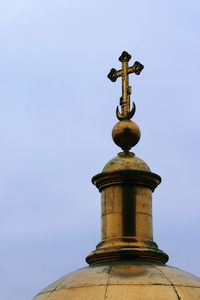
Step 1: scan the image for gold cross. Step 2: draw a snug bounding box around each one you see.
[108,51,144,120]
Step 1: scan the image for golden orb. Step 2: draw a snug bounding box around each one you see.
[112,120,141,152]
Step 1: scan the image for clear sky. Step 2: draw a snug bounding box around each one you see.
[0,1,200,299]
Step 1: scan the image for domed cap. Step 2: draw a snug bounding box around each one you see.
[102,152,151,173]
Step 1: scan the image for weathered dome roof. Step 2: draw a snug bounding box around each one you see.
[34,260,200,299]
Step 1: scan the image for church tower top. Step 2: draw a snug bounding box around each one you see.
[86,51,168,265]
[33,51,200,300]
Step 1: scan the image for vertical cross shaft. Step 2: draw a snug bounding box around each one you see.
[121,58,130,117]
[107,51,144,121]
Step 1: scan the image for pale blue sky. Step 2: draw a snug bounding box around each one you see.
[0,1,200,299]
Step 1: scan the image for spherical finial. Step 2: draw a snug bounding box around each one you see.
[112,120,141,153]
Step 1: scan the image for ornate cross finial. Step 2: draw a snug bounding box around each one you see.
[108,51,144,121]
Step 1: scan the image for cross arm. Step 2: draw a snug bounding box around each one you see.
[128,61,144,75]
[107,68,123,82]
[107,61,144,82]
